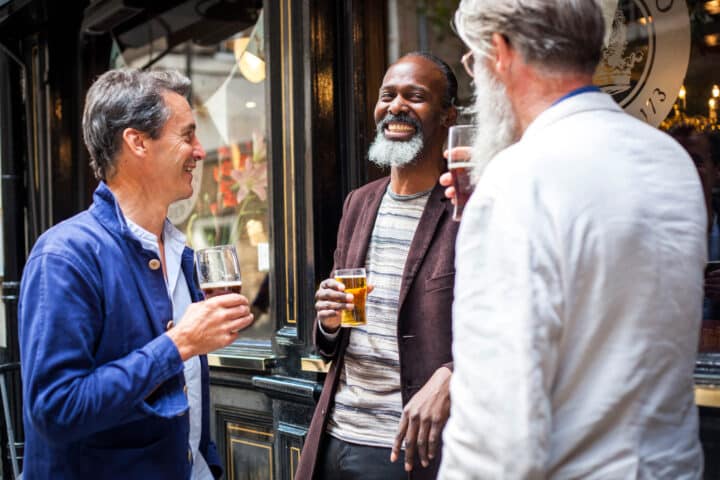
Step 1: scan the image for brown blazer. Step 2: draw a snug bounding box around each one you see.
[296,177,459,480]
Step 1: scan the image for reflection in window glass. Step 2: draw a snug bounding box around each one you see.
[112,10,272,339]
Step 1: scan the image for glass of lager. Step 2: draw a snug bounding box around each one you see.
[195,245,243,298]
[334,268,368,327]
[447,125,475,221]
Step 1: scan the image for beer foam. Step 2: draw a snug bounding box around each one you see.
[199,280,243,289]
[448,162,474,169]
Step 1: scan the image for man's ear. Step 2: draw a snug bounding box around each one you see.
[443,106,458,128]
[122,128,147,157]
[490,32,514,77]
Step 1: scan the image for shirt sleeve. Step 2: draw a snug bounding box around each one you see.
[317,317,340,340]
[440,164,563,479]
[19,251,186,443]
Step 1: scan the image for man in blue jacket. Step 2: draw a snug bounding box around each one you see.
[18,69,254,479]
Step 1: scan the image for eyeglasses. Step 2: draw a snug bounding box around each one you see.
[461,51,475,78]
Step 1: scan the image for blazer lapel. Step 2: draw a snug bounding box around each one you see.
[397,183,450,309]
[346,178,391,268]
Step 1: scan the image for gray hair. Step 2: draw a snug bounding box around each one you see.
[82,69,191,180]
[454,0,605,76]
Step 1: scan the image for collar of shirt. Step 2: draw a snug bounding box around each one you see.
[125,218,187,296]
[551,85,601,107]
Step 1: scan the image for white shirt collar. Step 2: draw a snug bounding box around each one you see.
[125,218,187,295]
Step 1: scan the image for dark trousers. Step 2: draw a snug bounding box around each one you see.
[317,434,407,480]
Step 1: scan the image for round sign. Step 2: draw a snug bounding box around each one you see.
[594,0,690,127]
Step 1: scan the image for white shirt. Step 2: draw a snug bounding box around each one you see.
[440,92,706,479]
[127,218,213,480]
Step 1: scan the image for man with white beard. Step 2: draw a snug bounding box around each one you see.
[440,0,706,479]
[295,52,460,480]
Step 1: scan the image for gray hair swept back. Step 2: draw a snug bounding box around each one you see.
[82,69,191,181]
[454,0,605,76]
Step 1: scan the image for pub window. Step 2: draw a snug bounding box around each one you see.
[108,3,272,340]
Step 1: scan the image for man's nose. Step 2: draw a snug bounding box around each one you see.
[388,96,408,115]
[193,137,206,161]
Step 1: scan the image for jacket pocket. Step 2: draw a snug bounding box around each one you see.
[425,271,455,293]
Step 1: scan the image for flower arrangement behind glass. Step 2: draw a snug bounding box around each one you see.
[197,131,268,246]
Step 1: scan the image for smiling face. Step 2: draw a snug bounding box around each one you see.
[144,91,206,204]
[368,56,449,167]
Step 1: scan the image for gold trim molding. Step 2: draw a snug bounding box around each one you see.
[300,356,331,373]
[696,385,720,408]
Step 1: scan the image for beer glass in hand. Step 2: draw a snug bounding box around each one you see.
[195,245,242,298]
[448,125,476,221]
[334,268,368,327]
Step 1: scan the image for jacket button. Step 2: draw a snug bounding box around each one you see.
[188,448,193,463]
[321,408,326,415]
[166,320,174,331]
[183,384,188,395]
[148,258,161,270]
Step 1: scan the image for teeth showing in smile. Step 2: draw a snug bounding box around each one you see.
[387,123,414,133]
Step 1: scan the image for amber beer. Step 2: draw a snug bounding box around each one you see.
[200,280,243,298]
[334,268,368,327]
[449,161,473,220]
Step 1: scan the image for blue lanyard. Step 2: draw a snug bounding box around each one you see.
[551,85,601,106]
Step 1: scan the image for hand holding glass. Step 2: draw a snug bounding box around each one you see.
[448,125,475,221]
[195,245,242,298]
[334,268,368,327]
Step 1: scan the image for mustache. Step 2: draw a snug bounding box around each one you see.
[376,112,422,133]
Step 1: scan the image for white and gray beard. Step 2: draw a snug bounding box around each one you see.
[469,61,519,184]
[368,129,424,168]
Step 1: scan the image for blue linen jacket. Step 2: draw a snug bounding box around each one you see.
[18,182,222,479]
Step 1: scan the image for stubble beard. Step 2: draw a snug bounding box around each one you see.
[469,61,519,185]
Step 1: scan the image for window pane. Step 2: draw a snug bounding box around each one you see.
[112,9,272,340]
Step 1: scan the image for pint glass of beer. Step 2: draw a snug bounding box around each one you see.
[447,125,476,221]
[195,245,242,298]
[334,268,368,327]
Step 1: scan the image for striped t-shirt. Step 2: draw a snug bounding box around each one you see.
[326,184,431,448]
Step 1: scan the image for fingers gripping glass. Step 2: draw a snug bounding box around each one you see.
[195,245,242,298]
